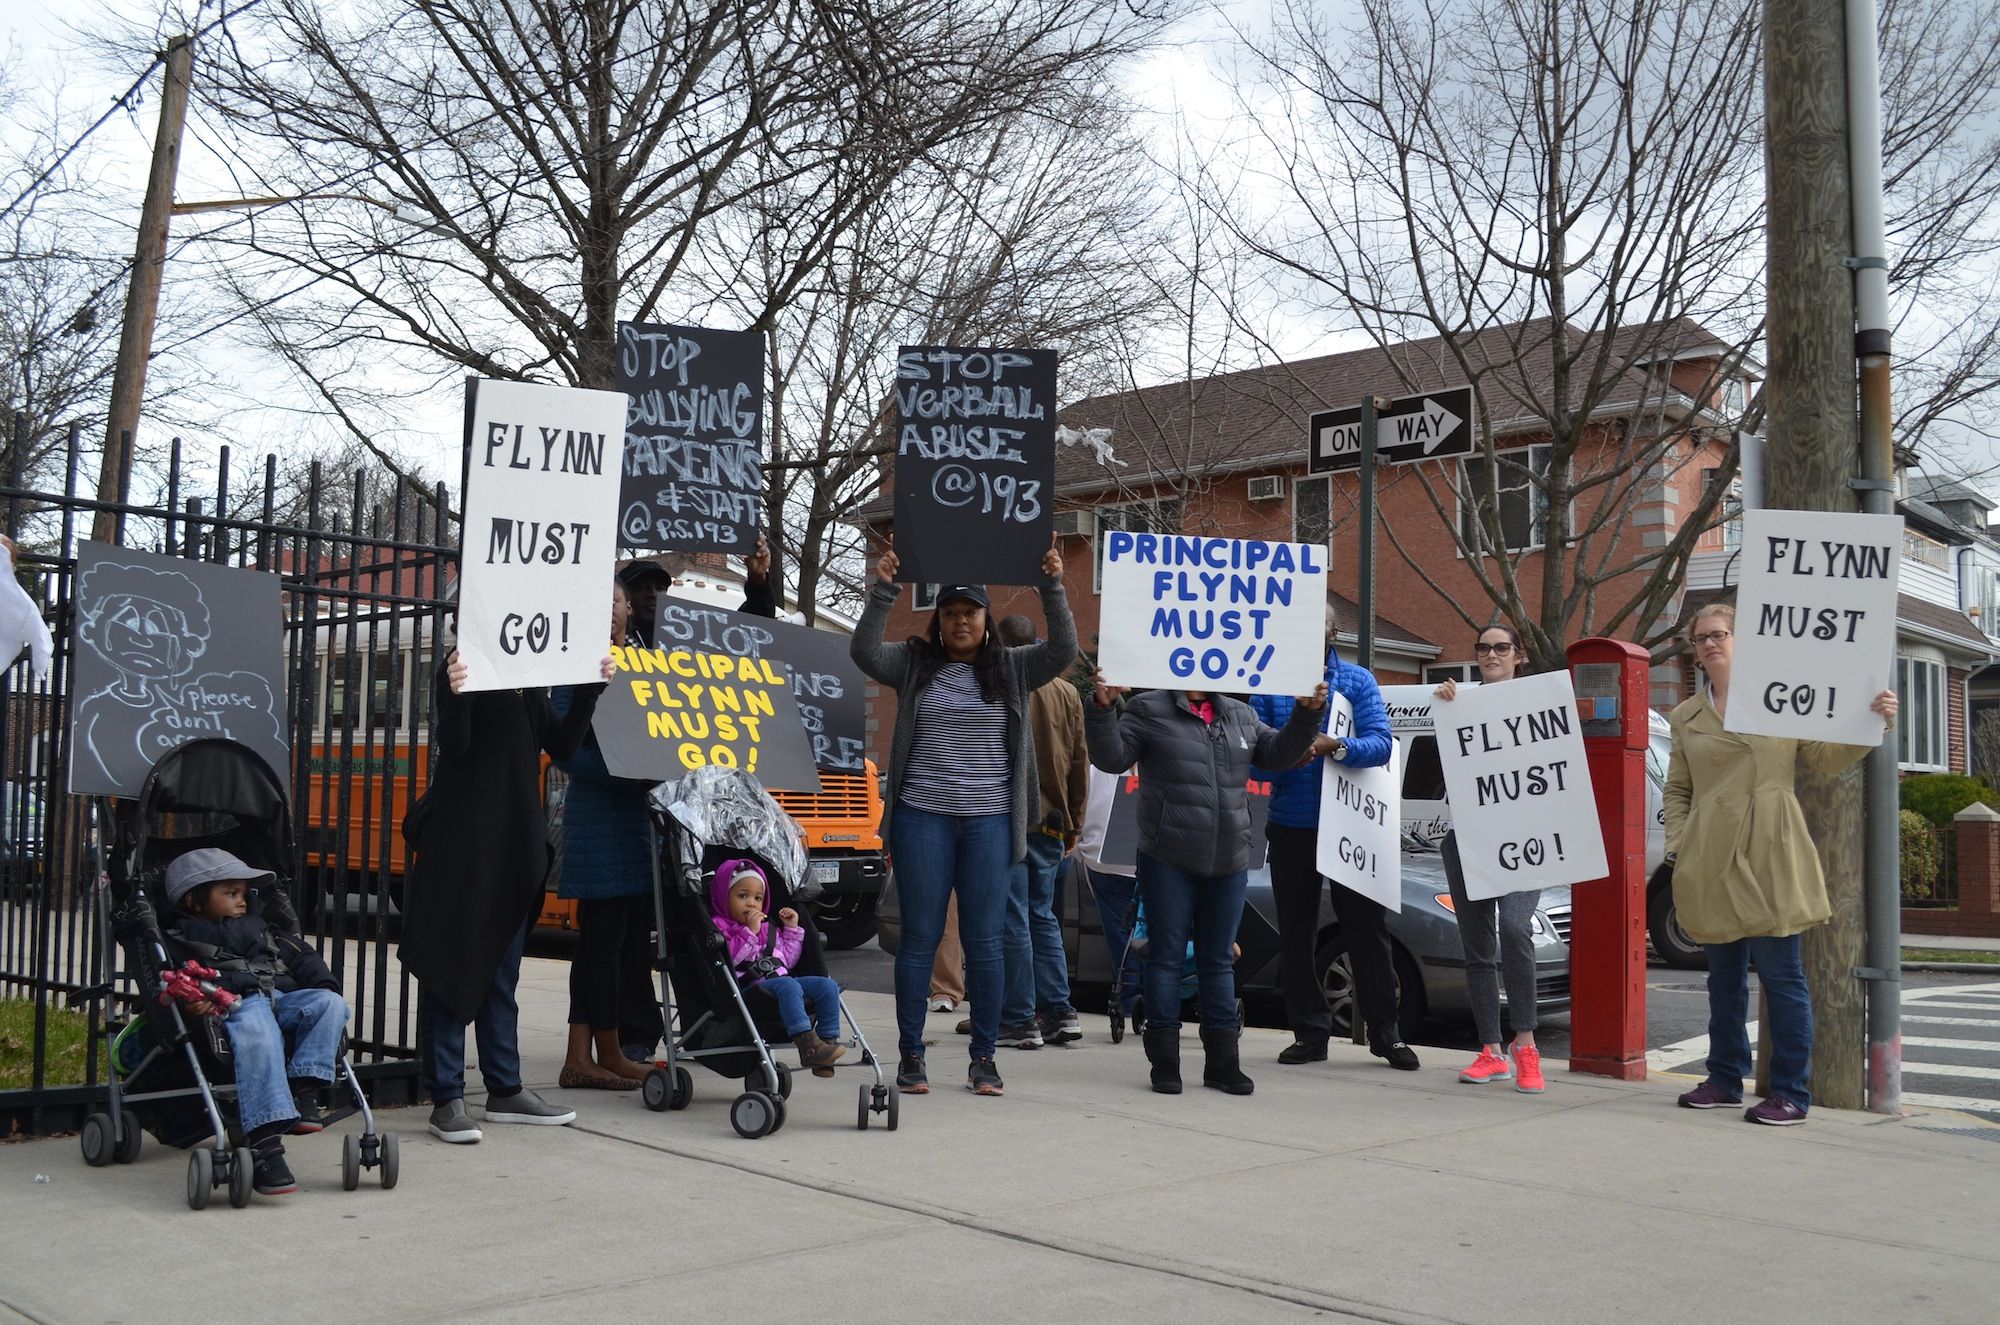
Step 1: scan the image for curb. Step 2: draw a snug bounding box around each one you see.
[1900,961,2000,975]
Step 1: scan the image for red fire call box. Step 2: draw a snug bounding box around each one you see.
[1566,638,1651,1079]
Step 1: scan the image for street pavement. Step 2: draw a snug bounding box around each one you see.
[3,954,1998,1324]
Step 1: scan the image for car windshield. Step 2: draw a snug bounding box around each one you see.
[1400,828,1436,853]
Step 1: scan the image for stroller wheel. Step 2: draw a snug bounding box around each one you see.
[642,1068,672,1112]
[856,1082,870,1130]
[115,1110,143,1164]
[729,1090,777,1139]
[186,1149,212,1210]
[379,1132,400,1190]
[1110,1012,1125,1045]
[884,1084,899,1133]
[768,1094,788,1134]
[342,1134,362,1191]
[772,1063,794,1100]
[669,1066,694,1111]
[227,1147,254,1209]
[80,1113,113,1168]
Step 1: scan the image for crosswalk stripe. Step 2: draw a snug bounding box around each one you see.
[1903,1035,2000,1052]
[1904,1014,2000,1028]
[1895,1001,2000,1014]
[1897,1061,2000,1082]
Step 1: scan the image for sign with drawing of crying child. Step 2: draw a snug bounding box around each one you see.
[1433,670,1606,901]
[456,377,627,691]
[1096,534,1328,694]
[1315,695,1403,913]
[68,540,289,796]
[591,643,821,791]
[1724,507,1903,746]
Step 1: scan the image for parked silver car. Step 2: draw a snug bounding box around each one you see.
[878,832,1571,1039]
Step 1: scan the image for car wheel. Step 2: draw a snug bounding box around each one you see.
[1316,933,1426,1042]
[811,892,878,950]
[1648,878,1704,970]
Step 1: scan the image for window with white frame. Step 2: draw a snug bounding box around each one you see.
[1974,567,1999,641]
[1458,445,1550,554]
[1704,467,1743,550]
[1093,497,1183,592]
[1896,654,1948,770]
[912,583,939,611]
[1293,475,1331,548]
[1424,662,1479,685]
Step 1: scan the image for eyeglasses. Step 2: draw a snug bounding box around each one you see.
[1473,642,1515,656]
[1691,630,1732,647]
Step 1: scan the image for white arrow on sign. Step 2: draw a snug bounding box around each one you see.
[1388,396,1464,455]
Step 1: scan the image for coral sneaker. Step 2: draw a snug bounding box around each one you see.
[1512,1044,1546,1093]
[1458,1048,1514,1084]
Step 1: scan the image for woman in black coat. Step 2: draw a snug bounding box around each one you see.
[401,646,613,1144]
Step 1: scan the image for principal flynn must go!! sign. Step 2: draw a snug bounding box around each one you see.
[591,643,821,791]
[1096,533,1328,695]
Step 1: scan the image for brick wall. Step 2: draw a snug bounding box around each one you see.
[1949,665,1969,774]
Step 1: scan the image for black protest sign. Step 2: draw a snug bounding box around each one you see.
[654,594,867,774]
[616,322,764,553]
[593,643,822,791]
[68,541,289,796]
[1098,769,1273,870]
[892,345,1055,585]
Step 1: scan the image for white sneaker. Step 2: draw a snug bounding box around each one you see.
[929,997,957,1013]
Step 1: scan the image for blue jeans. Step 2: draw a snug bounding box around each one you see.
[758,974,843,1039]
[1004,833,1073,1024]
[1088,868,1139,1017]
[421,918,527,1103]
[890,804,1012,1060]
[1704,933,1813,1111]
[221,988,348,1134]
[1135,852,1246,1032]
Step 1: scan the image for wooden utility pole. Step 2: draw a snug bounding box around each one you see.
[92,35,193,545]
[1763,0,1866,1109]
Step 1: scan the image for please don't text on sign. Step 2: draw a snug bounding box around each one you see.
[457,378,626,691]
[1096,533,1328,694]
[591,643,821,791]
[892,345,1055,585]
[1724,508,1902,746]
[616,322,763,554]
[1315,696,1403,913]
[1434,670,1606,901]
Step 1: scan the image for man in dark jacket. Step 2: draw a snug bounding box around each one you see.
[1249,608,1417,1070]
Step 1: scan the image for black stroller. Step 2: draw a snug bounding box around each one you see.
[640,766,895,1137]
[79,738,396,1207]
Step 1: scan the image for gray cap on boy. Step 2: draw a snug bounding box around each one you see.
[163,847,275,905]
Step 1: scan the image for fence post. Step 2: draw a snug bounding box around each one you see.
[1952,803,2000,919]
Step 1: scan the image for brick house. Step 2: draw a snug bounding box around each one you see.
[851,316,1764,769]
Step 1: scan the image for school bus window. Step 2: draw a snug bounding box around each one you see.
[369,652,404,724]
[326,654,360,720]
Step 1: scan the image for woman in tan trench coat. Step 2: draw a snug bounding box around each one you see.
[1663,603,1897,1125]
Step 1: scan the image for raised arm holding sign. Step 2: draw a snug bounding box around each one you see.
[457,378,627,691]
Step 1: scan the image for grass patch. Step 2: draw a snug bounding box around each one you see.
[0,997,91,1089]
[1904,947,2000,966]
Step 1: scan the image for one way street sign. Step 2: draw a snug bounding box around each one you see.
[1307,386,1474,474]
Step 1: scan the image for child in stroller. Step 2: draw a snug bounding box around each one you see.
[710,858,845,1076]
[158,847,348,1196]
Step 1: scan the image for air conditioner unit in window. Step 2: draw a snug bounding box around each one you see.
[1052,509,1097,537]
[1247,475,1287,502]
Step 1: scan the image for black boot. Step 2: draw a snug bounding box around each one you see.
[1142,1026,1182,1095]
[250,1137,297,1196]
[1201,1026,1255,1095]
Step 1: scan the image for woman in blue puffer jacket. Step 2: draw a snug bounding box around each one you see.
[1249,613,1415,1071]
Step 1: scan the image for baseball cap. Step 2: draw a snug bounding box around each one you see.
[163,847,276,905]
[935,585,989,609]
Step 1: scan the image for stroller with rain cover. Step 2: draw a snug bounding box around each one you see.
[79,738,396,1207]
[639,765,896,1137]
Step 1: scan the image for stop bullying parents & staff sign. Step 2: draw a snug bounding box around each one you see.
[1096,534,1328,694]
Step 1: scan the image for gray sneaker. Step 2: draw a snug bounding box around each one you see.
[482,1087,577,1126]
[428,1098,482,1144]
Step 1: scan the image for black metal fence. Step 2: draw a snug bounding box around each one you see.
[0,417,455,1134]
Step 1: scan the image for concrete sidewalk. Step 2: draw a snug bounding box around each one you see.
[3,961,1997,1324]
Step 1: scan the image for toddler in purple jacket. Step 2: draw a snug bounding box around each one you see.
[711,858,845,1074]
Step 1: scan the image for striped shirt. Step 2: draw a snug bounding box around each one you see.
[900,662,1010,816]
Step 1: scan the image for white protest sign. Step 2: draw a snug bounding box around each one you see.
[1724,508,1902,746]
[457,378,628,690]
[1097,533,1327,694]
[1315,695,1402,912]
[1434,670,1606,901]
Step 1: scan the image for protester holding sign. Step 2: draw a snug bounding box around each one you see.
[1665,602,1898,1126]
[1250,610,1417,1071]
[551,577,657,1090]
[401,630,617,1145]
[851,545,1076,1099]
[1434,625,1549,1094]
[1086,673,1325,1097]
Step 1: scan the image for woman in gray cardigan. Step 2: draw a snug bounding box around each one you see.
[1086,677,1324,1095]
[850,546,1075,1098]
